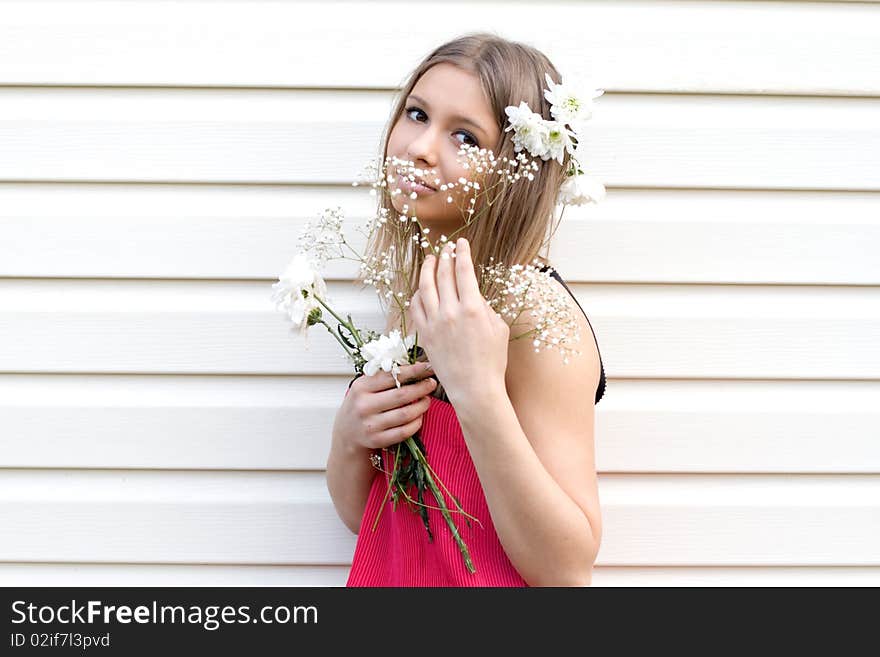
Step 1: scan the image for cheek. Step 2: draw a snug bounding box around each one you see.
[446,163,479,200]
[387,118,417,155]
[385,124,406,164]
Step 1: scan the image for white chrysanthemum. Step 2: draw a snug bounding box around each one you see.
[504,101,535,131]
[543,73,604,126]
[544,121,576,164]
[270,252,328,346]
[359,329,417,387]
[504,102,550,159]
[558,172,606,206]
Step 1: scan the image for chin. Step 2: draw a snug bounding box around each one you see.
[390,198,437,223]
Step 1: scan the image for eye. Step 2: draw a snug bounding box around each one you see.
[405,105,479,147]
[405,106,427,122]
[454,131,479,147]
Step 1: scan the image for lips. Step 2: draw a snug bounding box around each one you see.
[397,174,437,195]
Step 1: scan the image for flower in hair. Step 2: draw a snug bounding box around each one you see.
[504,101,551,159]
[504,74,606,205]
[543,73,604,128]
[558,168,606,205]
[544,121,577,165]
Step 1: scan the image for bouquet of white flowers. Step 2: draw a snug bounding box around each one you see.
[272,74,604,573]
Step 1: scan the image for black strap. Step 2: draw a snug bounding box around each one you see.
[540,265,606,404]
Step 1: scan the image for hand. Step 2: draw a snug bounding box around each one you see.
[334,362,438,451]
[409,238,510,407]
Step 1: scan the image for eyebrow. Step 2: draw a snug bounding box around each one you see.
[406,93,489,137]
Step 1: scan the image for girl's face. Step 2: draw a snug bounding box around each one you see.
[386,63,501,235]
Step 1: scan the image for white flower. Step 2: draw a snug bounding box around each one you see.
[359,329,416,387]
[482,258,582,364]
[504,102,550,159]
[558,172,606,206]
[270,252,328,346]
[297,206,346,265]
[544,73,604,126]
[544,121,577,164]
[503,74,605,170]
[503,101,535,131]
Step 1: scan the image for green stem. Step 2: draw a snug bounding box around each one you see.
[313,293,363,348]
[315,319,357,361]
[404,438,477,574]
[368,434,479,574]
[371,446,401,532]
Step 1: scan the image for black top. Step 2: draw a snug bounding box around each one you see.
[540,265,606,405]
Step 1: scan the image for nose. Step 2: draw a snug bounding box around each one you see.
[406,127,439,170]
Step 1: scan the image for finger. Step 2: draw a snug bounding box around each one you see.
[454,238,483,307]
[374,394,432,432]
[409,289,427,335]
[419,253,439,317]
[436,240,459,306]
[372,375,438,413]
[372,413,426,449]
[361,361,434,392]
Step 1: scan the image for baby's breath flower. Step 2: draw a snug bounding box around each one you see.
[296,206,346,266]
[480,259,582,364]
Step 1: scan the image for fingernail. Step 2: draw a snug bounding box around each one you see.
[422,362,433,371]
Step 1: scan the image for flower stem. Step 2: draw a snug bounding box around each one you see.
[313,294,364,348]
[404,438,477,574]
[368,433,478,574]
[371,445,400,532]
[314,319,357,361]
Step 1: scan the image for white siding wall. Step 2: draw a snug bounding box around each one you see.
[1,1,878,586]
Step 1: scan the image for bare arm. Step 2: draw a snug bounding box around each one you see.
[453,303,603,587]
[326,417,376,535]
[325,363,438,535]
[455,389,600,586]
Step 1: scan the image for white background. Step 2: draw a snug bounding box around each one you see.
[0,1,878,586]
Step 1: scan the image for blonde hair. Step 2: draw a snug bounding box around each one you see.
[360,32,571,327]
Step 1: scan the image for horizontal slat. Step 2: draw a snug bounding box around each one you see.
[1,184,878,285]
[1,89,879,189]
[0,2,877,95]
[0,563,351,587]
[0,280,877,378]
[2,563,879,587]
[1,376,878,473]
[593,566,880,587]
[0,470,357,564]
[0,471,878,565]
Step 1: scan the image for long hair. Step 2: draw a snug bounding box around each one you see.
[359,32,571,328]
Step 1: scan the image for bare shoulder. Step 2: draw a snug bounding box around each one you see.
[504,275,601,400]
[503,275,603,547]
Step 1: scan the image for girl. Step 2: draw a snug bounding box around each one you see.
[326,32,606,587]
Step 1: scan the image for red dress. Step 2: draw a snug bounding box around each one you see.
[345,265,606,586]
[345,393,529,586]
